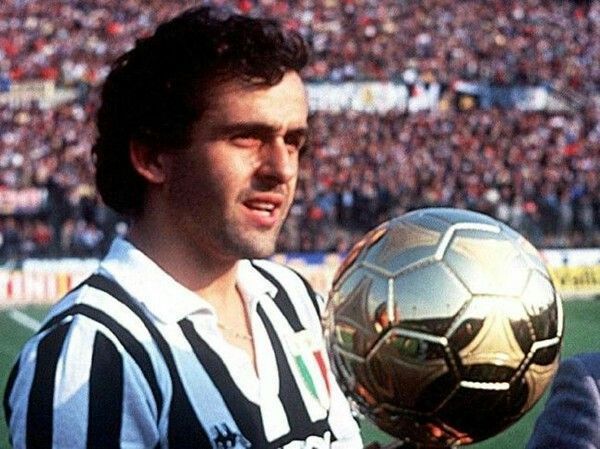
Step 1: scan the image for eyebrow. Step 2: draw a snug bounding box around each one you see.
[215,122,309,137]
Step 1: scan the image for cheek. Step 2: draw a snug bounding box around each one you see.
[165,156,218,208]
[214,158,252,196]
[195,154,253,206]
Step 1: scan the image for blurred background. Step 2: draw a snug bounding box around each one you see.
[0,0,599,448]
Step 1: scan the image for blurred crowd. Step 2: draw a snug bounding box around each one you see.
[1,101,598,260]
[2,0,599,92]
[0,0,599,261]
[281,106,599,252]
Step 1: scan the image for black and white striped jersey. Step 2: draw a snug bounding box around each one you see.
[4,238,362,449]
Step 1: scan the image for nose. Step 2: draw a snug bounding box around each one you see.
[256,137,297,184]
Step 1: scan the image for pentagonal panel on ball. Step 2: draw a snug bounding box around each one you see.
[365,327,450,412]
[330,346,364,396]
[330,264,368,309]
[334,267,389,341]
[436,379,527,443]
[521,355,560,411]
[332,222,389,287]
[362,219,444,276]
[392,261,472,336]
[332,322,367,357]
[448,295,530,371]
[520,269,561,343]
[500,223,549,275]
[394,209,453,235]
[420,208,502,227]
[443,229,529,297]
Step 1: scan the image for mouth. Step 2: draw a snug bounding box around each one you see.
[241,194,285,227]
[243,200,277,216]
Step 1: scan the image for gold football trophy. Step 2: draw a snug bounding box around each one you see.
[325,208,563,448]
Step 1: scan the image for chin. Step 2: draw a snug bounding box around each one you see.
[226,239,277,260]
[247,244,277,259]
[220,224,280,259]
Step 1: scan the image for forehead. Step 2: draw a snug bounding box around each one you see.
[201,71,308,128]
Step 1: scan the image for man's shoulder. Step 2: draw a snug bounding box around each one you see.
[40,275,149,341]
[45,275,112,318]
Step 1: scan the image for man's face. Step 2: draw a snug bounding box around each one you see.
[161,71,308,262]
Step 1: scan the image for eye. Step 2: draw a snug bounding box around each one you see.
[284,131,308,152]
[231,134,262,148]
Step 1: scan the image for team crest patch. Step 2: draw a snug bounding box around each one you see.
[212,423,251,449]
[285,330,331,409]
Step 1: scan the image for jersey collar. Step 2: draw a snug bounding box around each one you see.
[99,237,278,323]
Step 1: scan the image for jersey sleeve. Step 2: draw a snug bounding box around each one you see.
[4,316,161,449]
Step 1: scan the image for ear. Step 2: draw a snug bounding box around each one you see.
[129,140,167,184]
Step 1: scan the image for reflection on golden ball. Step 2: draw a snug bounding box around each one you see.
[324,208,563,448]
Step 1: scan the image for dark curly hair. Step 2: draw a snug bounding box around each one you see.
[93,6,309,216]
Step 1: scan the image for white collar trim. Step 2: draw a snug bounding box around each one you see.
[98,238,278,323]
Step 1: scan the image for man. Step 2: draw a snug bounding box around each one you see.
[3,7,363,449]
[527,351,600,449]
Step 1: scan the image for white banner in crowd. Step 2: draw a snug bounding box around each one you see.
[542,248,600,298]
[0,249,598,307]
[452,80,550,111]
[0,187,48,215]
[306,82,440,113]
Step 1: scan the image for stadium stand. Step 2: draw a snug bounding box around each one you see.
[0,0,598,261]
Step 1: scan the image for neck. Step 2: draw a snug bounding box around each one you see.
[128,219,240,304]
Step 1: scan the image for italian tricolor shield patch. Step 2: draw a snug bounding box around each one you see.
[286,330,331,409]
